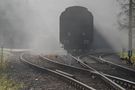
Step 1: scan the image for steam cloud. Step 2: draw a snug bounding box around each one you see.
[0,0,130,53]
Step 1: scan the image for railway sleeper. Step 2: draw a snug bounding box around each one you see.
[20,54,96,90]
[107,76,135,90]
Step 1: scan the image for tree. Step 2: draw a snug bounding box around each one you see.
[117,0,135,64]
[117,0,135,30]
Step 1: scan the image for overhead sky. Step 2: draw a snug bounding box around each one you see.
[0,0,130,53]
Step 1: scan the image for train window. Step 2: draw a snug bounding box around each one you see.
[64,40,69,44]
[82,32,86,36]
[84,40,89,44]
[67,32,71,36]
[73,49,76,52]
[79,49,82,52]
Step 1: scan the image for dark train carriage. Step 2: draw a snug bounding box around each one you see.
[60,6,93,55]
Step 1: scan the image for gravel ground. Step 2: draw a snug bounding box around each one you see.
[44,55,84,68]
[81,56,135,82]
[25,54,116,90]
[103,54,135,69]
[7,52,76,90]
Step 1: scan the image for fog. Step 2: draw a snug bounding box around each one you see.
[0,0,130,53]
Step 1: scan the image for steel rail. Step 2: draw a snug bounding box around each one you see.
[40,54,125,90]
[20,53,96,90]
[70,55,125,90]
[79,54,135,89]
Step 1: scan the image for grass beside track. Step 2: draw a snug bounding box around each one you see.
[0,49,24,90]
[118,51,135,64]
[0,74,24,90]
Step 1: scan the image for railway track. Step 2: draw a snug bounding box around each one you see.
[20,53,125,90]
[73,54,135,90]
[20,53,96,90]
[39,54,126,90]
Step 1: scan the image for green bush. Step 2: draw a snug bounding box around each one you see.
[0,74,24,90]
[118,51,135,64]
[0,49,24,90]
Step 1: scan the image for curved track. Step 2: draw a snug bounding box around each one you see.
[39,54,125,90]
[20,53,125,90]
[20,53,96,90]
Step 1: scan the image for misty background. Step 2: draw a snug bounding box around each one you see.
[0,0,131,53]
